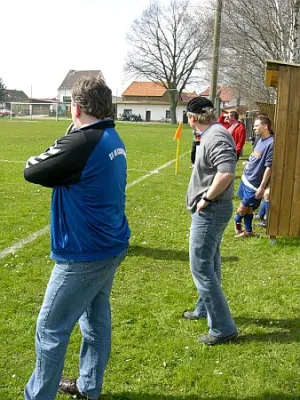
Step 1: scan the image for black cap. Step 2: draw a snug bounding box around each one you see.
[186,96,214,114]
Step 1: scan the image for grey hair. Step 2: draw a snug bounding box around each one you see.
[186,108,216,124]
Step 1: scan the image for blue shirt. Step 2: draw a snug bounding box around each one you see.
[244,135,274,188]
[24,119,130,262]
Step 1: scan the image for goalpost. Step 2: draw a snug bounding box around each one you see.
[9,102,71,121]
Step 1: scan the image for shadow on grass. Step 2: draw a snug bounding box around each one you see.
[128,246,189,262]
[102,393,300,400]
[272,237,300,247]
[127,246,239,264]
[235,316,300,343]
[221,256,239,263]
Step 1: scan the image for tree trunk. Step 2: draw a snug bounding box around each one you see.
[169,90,178,124]
[292,0,300,62]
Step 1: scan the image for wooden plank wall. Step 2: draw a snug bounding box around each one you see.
[267,65,300,237]
[257,102,276,124]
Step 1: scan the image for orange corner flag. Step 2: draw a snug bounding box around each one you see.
[173,121,182,140]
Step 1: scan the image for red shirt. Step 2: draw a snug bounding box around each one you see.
[218,114,246,154]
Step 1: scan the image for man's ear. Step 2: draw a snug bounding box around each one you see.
[74,103,81,118]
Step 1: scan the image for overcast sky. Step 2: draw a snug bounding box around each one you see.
[2,0,199,99]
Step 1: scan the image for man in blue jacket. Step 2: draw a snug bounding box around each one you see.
[24,77,130,400]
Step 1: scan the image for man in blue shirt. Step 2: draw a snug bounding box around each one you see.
[24,77,130,400]
[234,115,274,237]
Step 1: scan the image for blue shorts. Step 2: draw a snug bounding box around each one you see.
[237,181,261,210]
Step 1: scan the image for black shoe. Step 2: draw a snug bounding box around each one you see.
[182,310,206,320]
[58,377,90,399]
[199,332,238,345]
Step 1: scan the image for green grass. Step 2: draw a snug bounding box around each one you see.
[0,119,300,400]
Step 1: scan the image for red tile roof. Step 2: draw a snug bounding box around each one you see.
[199,87,233,102]
[180,92,198,102]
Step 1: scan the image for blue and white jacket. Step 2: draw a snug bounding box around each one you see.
[24,119,130,262]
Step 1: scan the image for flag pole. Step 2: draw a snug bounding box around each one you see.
[175,138,180,175]
[173,121,183,175]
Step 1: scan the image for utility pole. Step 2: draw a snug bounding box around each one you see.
[210,0,223,116]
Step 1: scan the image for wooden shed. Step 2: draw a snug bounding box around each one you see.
[265,60,300,238]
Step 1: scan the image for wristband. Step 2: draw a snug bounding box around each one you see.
[202,196,213,203]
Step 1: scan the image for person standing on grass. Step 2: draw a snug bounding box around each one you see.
[182,96,238,346]
[23,77,130,400]
[218,111,246,161]
[234,115,274,238]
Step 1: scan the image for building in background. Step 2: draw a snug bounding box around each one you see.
[57,70,105,116]
[117,81,197,122]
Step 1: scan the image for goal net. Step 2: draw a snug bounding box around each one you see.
[9,102,71,120]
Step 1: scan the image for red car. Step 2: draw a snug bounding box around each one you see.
[0,109,15,117]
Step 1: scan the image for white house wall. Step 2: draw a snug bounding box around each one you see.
[117,103,187,122]
[57,89,72,103]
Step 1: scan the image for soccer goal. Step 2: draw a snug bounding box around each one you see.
[9,102,71,120]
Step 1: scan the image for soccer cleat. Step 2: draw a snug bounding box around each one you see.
[234,221,243,234]
[257,220,267,227]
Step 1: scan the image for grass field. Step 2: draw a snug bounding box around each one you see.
[0,119,300,400]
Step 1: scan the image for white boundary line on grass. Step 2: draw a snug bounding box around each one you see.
[0,226,50,259]
[0,159,25,163]
[0,151,189,259]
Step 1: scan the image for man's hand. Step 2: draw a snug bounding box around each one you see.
[255,186,265,199]
[197,198,209,212]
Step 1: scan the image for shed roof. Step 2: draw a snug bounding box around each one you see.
[265,60,300,88]
[5,89,28,101]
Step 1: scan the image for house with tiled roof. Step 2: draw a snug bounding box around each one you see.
[199,86,248,115]
[57,70,104,103]
[4,89,29,105]
[199,86,234,107]
[118,81,197,122]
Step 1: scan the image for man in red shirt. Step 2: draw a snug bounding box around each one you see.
[218,111,246,161]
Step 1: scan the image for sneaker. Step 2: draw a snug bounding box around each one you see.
[199,332,238,345]
[235,230,254,238]
[182,310,206,320]
[257,220,267,227]
[58,377,90,399]
[234,221,242,234]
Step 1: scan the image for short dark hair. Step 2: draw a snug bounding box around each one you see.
[229,111,239,120]
[71,77,113,119]
[256,114,272,131]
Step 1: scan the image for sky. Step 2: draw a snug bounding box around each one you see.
[2,0,199,99]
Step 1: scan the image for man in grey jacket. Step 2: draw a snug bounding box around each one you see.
[182,96,238,345]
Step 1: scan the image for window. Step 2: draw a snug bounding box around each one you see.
[124,109,132,116]
[63,96,71,103]
[166,110,171,118]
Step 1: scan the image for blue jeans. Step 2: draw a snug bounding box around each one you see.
[189,201,237,337]
[24,249,127,400]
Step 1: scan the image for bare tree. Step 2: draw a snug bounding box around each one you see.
[125,0,212,123]
[292,0,300,62]
[0,78,6,104]
[218,0,300,107]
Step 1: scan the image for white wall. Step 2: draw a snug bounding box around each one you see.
[57,89,72,103]
[117,103,187,122]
